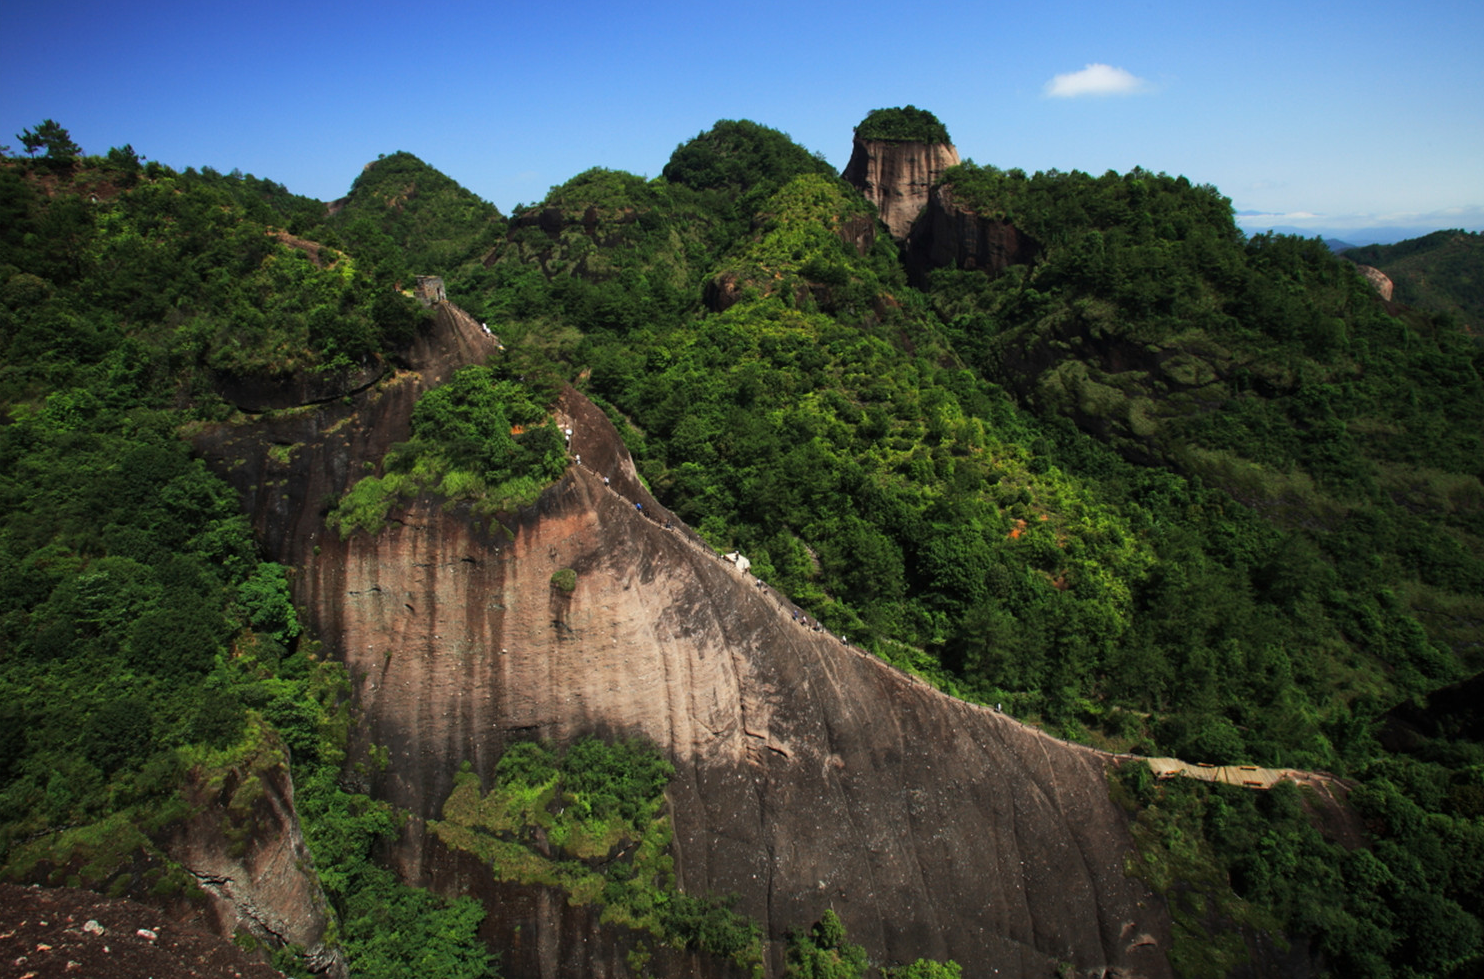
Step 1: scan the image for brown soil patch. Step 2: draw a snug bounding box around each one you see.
[0,883,283,979]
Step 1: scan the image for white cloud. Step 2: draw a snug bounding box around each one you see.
[1236,210,1321,222]
[1043,63,1151,98]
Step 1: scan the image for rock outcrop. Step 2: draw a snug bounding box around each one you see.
[842,137,960,240]
[1357,263,1394,301]
[195,304,1172,979]
[167,734,345,978]
[904,184,1040,288]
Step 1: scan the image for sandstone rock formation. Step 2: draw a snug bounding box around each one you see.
[195,304,1173,979]
[842,137,960,240]
[904,184,1040,288]
[1357,264,1394,301]
[167,736,345,978]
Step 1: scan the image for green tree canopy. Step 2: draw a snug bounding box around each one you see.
[854,106,951,144]
[15,119,80,166]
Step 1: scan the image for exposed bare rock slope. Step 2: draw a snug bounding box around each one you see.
[1356,264,1394,301]
[842,137,960,240]
[196,305,1172,979]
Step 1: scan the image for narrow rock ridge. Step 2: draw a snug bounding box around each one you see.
[168,740,346,978]
[842,137,960,240]
[197,304,1172,979]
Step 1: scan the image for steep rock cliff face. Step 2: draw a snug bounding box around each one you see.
[317,464,1169,979]
[196,306,1172,979]
[842,137,960,240]
[198,302,503,564]
[904,184,1040,288]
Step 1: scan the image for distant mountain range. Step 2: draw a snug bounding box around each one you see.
[1240,223,1471,249]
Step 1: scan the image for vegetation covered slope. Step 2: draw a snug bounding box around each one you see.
[323,150,506,285]
[1345,229,1484,330]
[434,120,1484,978]
[0,141,492,978]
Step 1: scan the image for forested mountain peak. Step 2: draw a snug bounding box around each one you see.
[853,105,952,144]
[324,150,505,286]
[661,120,841,230]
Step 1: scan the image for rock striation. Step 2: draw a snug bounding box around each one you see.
[842,137,960,240]
[196,304,1173,979]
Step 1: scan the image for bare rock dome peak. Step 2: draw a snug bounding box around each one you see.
[842,106,960,240]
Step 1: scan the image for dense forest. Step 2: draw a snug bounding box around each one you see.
[2,112,1483,978]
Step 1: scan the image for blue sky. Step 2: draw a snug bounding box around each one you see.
[4,0,1481,244]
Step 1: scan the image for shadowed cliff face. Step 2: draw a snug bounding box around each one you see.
[904,184,1041,289]
[842,137,961,240]
[196,307,1172,979]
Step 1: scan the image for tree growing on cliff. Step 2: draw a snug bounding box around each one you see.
[786,909,868,979]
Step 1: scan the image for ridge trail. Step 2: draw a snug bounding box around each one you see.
[563,430,1348,802]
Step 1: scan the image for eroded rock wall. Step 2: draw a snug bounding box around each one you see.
[842,137,960,240]
[308,467,1168,979]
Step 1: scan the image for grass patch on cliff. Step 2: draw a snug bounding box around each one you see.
[327,364,569,538]
[432,739,763,976]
